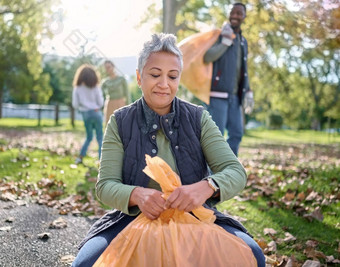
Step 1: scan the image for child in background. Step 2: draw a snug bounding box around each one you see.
[72,64,104,164]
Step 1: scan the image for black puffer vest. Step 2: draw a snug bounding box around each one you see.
[115,97,209,186]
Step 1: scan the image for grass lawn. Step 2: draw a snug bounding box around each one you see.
[0,117,84,132]
[243,128,340,145]
[1,118,339,265]
[0,148,97,195]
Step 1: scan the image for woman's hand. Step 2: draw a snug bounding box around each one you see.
[129,187,166,220]
[164,181,214,212]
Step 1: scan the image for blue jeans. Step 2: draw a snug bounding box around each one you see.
[215,222,266,267]
[207,95,243,156]
[80,110,103,159]
[72,216,265,267]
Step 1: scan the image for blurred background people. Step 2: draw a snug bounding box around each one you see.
[72,64,104,164]
[102,60,131,124]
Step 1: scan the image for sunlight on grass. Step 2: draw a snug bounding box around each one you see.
[0,118,84,132]
[0,148,97,195]
[243,129,340,145]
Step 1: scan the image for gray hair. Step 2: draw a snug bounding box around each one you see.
[137,33,183,75]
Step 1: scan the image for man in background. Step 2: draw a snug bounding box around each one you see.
[204,3,254,156]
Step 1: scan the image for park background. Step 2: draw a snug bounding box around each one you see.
[0,0,339,266]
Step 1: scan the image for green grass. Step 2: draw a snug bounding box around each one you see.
[0,118,84,132]
[0,148,97,195]
[243,128,340,145]
[218,197,340,262]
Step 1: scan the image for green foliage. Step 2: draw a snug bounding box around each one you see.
[129,79,142,102]
[43,57,74,105]
[42,53,104,105]
[0,0,57,105]
[144,0,340,129]
[267,111,283,129]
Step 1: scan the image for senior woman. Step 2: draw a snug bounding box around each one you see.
[72,33,265,267]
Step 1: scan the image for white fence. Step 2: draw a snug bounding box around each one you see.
[1,103,82,120]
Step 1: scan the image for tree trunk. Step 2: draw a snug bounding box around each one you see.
[0,87,3,119]
[311,118,321,131]
[162,0,188,34]
[162,0,177,34]
[55,104,59,125]
[70,105,75,128]
[37,106,42,127]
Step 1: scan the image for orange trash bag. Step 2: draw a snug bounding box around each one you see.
[93,155,257,267]
[178,29,221,105]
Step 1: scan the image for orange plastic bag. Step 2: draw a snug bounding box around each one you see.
[93,155,256,267]
[179,29,221,105]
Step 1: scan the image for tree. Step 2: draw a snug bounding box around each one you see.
[142,0,340,129]
[43,56,74,105]
[0,0,55,117]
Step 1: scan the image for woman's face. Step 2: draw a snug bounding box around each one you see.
[104,62,114,75]
[137,52,181,115]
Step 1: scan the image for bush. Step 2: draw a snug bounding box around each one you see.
[267,112,283,129]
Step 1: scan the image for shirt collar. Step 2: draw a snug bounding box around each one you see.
[141,97,177,133]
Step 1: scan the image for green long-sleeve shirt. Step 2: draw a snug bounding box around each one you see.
[102,76,131,104]
[96,109,247,216]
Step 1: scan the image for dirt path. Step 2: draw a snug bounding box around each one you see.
[0,200,95,267]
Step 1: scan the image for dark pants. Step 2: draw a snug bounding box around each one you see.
[72,215,265,267]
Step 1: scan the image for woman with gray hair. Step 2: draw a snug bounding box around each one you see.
[72,33,264,267]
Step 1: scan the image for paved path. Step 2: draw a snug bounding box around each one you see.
[0,200,95,267]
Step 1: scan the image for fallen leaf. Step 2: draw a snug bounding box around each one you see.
[326,255,334,263]
[301,259,320,267]
[256,238,268,250]
[306,191,318,201]
[285,255,300,267]
[60,255,76,264]
[49,217,67,229]
[5,217,15,223]
[0,192,17,201]
[69,164,78,169]
[297,192,306,201]
[15,200,28,206]
[0,226,12,231]
[303,207,324,222]
[265,255,278,265]
[264,228,277,236]
[37,232,51,240]
[267,240,277,252]
[305,240,318,248]
[304,247,326,260]
[283,232,296,242]
[284,191,296,201]
[238,205,246,211]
